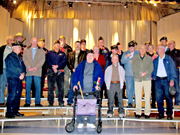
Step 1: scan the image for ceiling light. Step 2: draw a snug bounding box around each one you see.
[69,2,73,8]
[154,3,157,6]
[124,2,128,8]
[88,3,91,7]
[13,0,16,4]
[47,1,51,6]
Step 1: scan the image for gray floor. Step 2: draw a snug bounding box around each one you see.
[1,119,180,135]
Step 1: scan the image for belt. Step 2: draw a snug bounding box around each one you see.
[157,76,167,79]
[111,81,120,83]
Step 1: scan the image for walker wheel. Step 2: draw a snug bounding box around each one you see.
[65,122,75,133]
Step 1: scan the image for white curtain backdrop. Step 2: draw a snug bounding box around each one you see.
[23,18,151,51]
[157,12,180,49]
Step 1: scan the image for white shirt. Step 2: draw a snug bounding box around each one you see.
[129,52,134,59]
[156,54,167,77]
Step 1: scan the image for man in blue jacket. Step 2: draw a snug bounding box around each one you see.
[46,40,67,107]
[5,43,26,118]
[121,41,139,108]
[152,44,177,120]
[72,50,104,129]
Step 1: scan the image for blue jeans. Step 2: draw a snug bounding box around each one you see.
[0,69,7,104]
[6,78,22,116]
[125,76,135,105]
[155,77,173,116]
[25,76,41,104]
[67,73,74,104]
[175,68,180,105]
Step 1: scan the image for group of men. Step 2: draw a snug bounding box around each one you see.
[0,33,179,122]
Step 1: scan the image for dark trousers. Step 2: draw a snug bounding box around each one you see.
[100,82,108,99]
[151,80,156,108]
[48,71,64,104]
[67,73,74,104]
[155,77,173,116]
[6,78,22,116]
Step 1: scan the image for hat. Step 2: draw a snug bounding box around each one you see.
[38,38,45,42]
[98,36,104,41]
[54,40,60,44]
[116,42,121,45]
[132,40,138,45]
[169,86,176,96]
[144,41,150,45]
[160,36,167,42]
[128,41,135,47]
[87,49,93,54]
[12,43,21,47]
[14,33,26,41]
[59,35,65,40]
[111,45,118,50]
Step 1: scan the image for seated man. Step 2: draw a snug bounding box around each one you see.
[105,55,125,118]
[5,43,26,118]
[73,50,104,129]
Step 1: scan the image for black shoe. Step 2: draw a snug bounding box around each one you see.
[135,114,141,118]
[56,95,58,98]
[167,115,173,120]
[59,103,64,107]
[49,103,53,106]
[6,115,15,119]
[35,104,43,107]
[0,103,5,107]
[24,103,30,107]
[64,94,68,98]
[144,115,150,119]
[126,103,133,108]
[67,103,72,106]
[156,115,164,119]
[41,95,44,98]
[15,112,24,117]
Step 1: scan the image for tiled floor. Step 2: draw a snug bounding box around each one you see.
[0,119,180,135]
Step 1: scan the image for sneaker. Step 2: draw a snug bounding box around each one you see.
[126,103,133,108]
[35,104,43,107]
[77,123,84,128]
[107,113,113,118]
[59,103,64,107]
[87,123,96,128]
[49,103,53,106]
[174,105,179,109]
[24,103,30,107]
[119,114,125,118]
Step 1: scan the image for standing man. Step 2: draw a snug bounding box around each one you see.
[46,40,67,107]
[121,41,139,108]
[98,36,109,60]
[166,40,180,109]
[67,41,87,106]
[132,45,153,119]
[160,36,168,52]
[72,50,104,128]
[14,33,26,56]
[0,36,14,107]
[5,43,26,118]
[152,44,176,120]
[80,39,89,52]
[23,37,45,107]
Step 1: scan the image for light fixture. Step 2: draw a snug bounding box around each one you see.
[154,3,157,6]
[124,2,128,8]
[88,3,91,7]
[69,2,73,8]
[13,0,16,4]
[47,1,51,6]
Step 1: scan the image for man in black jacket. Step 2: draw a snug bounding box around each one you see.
[0,36,14,107]
[67,41,87,106]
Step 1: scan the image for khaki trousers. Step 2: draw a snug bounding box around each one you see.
[135,80,151,115]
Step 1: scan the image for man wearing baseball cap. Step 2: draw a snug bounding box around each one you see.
[160,36,168,52]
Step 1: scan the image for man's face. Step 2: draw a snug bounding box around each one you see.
[38,41,45,48]
[112,55,119,66]
[16,36,23,42]
[157,45,165,55]
[13,46,21,54]
[98,40,104,48]
[59,38,66,47]
[148,46,154,53]
[7,36,14,46]
[168,41,175,50]
[139,46,146,56]
[161,40,167,46]
[129,46,135,52]
[86,53,94,63]
[80,42,86,49]
[112,49,118,55]
[75,42,80,50]
[31,38,38,48]
[54,43,60,50]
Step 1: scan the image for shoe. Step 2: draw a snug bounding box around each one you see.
[144,115,150,119]
[64,94,68,98]
[49,103,53,106]
[156,115,164,119]
[174,105,179,109]
[67,103,72,106]
[87,123,96,128]
[41,95,44,98]
[15,112,24,117]
[24,103,30,107]
[56,95,58,98]
[77,123,84,128]
[59,103,64,107]
[126,103,133,108]
[107,113,113,118]
[0,103,5,107]
[119,114,125,118]
[135,114,141,118]
[35,104,43,107]
[6,115,15,119]
[167,115,173,120]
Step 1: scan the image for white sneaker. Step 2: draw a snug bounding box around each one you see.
[174,105,179,109]
[107,113,113,118]
[77,123,84,128]
[87,123,96,128]
[119,113,125,118]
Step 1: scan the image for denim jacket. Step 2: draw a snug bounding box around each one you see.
[121,50,139,76]
[152,54,177,81]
